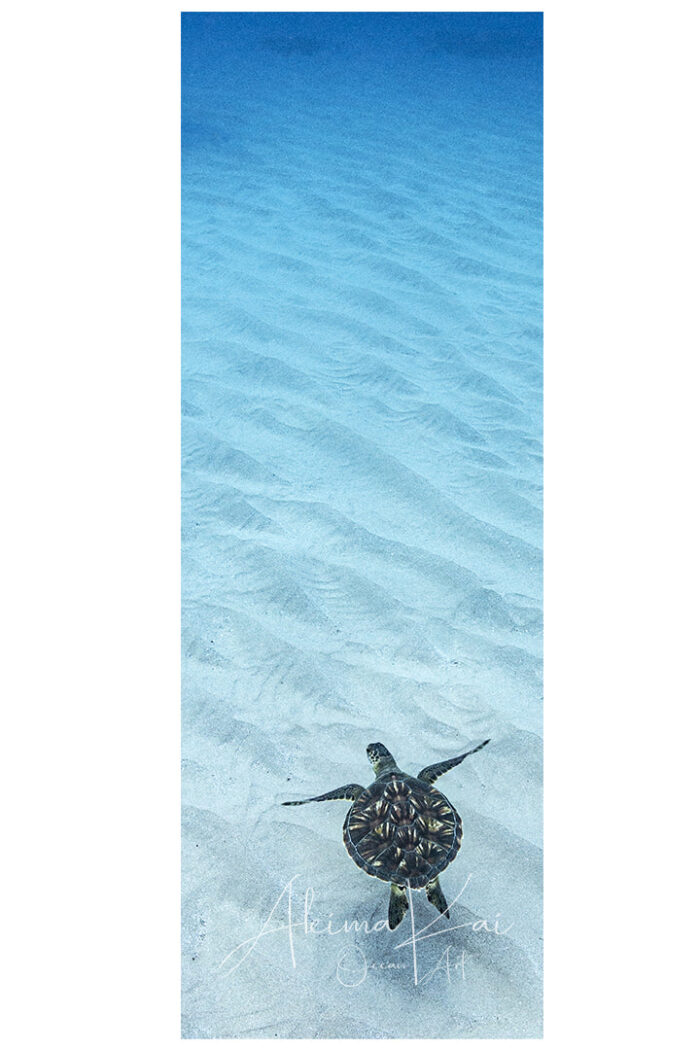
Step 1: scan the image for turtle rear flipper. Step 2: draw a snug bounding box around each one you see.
[282,783,364,806]
[388,883,408,929]
[426,877,449,918]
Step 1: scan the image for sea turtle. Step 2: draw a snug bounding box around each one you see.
[282,739,489,929]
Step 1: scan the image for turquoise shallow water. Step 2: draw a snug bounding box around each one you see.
[182,13,542,1038]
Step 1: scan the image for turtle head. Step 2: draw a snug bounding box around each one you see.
[367,742,397,776]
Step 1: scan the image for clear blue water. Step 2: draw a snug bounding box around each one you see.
[182,12,542,1039]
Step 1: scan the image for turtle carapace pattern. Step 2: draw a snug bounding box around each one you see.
[282,739,489,929]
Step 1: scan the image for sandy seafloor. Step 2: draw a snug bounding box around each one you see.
[182,13,542,1039]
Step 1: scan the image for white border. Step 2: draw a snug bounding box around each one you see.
[3,1,695,1047]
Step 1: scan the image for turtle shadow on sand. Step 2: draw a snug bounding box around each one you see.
[282,739,489,929]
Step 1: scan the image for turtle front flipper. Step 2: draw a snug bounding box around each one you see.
[417,739,490,784]
[388,883,408,930]
[426,877,450,919]
[282,783,364,806]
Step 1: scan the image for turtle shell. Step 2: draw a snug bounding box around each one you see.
[342,773,462,889]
